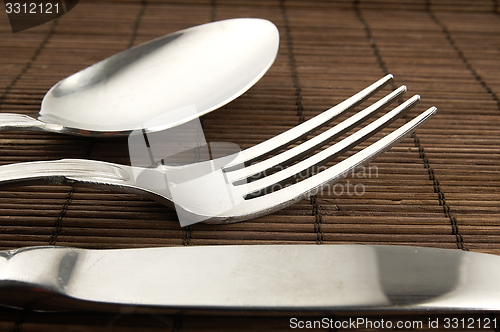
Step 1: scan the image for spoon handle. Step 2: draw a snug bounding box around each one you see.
[0,113,54,133]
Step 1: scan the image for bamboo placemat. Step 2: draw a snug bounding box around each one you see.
[0,0,499,330]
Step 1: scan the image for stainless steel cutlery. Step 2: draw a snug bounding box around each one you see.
[1,244,498,312]
[0,75,436,224]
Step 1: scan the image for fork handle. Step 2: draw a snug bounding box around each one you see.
[0,159,132,188]
[0,159,175,206]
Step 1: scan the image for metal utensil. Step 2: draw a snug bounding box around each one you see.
[1,244,499,312]
[0,18,279,136]
[0,75,436,225]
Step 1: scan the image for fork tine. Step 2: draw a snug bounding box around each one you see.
[223,107,437,219]
[225,74,394,169]
[243,95,421,197]
[227,85,407,184]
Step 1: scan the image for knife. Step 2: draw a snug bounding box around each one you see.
[1,244,499,313]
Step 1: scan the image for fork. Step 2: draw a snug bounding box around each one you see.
[0,75,436,225]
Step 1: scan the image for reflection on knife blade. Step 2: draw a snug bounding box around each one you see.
[0,244,499,313]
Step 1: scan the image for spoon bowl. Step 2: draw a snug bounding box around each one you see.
[0,18,279,136]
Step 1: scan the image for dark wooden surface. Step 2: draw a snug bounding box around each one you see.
[0,0,499,330]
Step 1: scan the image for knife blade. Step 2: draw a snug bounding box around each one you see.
[1,244,499,313]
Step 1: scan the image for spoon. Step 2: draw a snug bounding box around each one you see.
[0,18,279,136]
